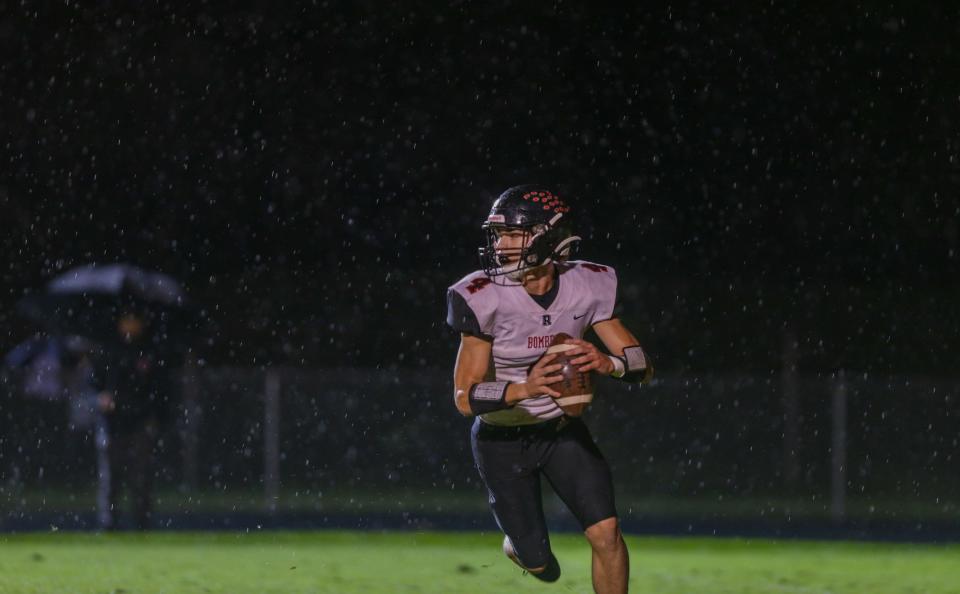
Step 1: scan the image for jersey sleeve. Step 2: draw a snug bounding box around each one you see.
[586,263,619,323]
[610,287,624,319]
[446,288,483,335]
[446,272,498,338]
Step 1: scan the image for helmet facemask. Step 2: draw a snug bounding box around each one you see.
[480,212,581,281]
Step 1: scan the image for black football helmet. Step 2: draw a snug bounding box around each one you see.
[478,185,581,279]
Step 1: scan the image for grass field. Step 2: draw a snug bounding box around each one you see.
[0,531,958,594]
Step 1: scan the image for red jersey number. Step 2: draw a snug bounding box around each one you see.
[466,277,493,294]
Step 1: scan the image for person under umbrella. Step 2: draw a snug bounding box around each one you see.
[17,263,193,530]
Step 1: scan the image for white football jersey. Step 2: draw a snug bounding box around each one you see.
[447,260,619,426]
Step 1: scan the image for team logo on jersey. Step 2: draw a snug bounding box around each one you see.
[542,314,551,326]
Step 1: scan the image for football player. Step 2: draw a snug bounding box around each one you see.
[446,185,653,594]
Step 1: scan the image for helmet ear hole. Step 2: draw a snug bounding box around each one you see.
[552,235,581,260]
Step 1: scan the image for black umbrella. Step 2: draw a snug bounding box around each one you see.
[16,264,196,347]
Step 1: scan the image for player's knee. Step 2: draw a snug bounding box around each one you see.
[585,517,623,554]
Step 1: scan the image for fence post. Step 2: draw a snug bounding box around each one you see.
[831,370,847,523]
[781,329,800,492]
[264,369,281,514]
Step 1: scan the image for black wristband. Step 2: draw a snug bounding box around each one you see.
[468,381,512,414]
[615,345,654,384]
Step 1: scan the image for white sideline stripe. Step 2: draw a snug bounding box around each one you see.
[555,393,593,406]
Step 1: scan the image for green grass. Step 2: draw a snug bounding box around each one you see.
[0,531,958,594]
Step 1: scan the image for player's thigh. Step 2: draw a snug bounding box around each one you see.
[542,419,617,529]
[471,424,550,548]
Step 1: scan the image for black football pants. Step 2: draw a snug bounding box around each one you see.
[471,416,618,569]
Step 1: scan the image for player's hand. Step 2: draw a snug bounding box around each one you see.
[566,338,615,375]
[521,352,564,398]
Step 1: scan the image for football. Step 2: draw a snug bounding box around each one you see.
[544,333,593,417]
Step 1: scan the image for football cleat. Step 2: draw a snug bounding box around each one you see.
[502,535,561,583]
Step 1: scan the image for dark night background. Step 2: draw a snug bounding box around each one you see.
[0,2,958,531]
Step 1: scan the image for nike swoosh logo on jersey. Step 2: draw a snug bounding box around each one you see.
[573,313,587,320]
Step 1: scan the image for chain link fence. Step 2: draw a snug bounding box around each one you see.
[1,367,957,525]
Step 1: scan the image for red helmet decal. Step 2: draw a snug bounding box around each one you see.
[519,189,567,213]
